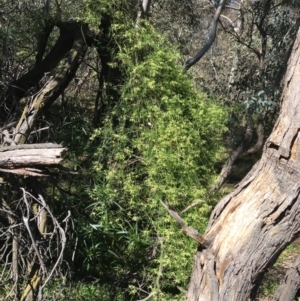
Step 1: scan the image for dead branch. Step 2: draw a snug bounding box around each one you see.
[160,200,205,245]
[0,143,66,176]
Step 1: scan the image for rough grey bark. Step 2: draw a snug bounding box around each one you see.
[186,27,300,301]
[273,256,300,301]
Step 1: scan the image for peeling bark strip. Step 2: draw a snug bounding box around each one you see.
[186,28,300,301]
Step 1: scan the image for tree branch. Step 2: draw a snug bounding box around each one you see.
[160,200,205,245]
[184,0,227,69]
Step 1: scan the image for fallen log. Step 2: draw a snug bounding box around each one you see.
[0,143,67,176]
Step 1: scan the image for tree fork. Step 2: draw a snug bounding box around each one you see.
[186,28,300,301]
[0,21,91,125]
[13,34,87,144]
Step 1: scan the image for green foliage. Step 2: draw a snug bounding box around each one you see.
[1,1,227,300]
[85,21,227,299]
[81,0,135,30]
[42,281,119,301]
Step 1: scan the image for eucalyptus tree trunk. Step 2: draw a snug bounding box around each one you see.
[186,27,300,301]
[273,255,300,301]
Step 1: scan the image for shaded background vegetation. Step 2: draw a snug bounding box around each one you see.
[0,0,299,300]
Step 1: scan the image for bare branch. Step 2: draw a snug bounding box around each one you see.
[160,200,205,245]
[184,0,227,69]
